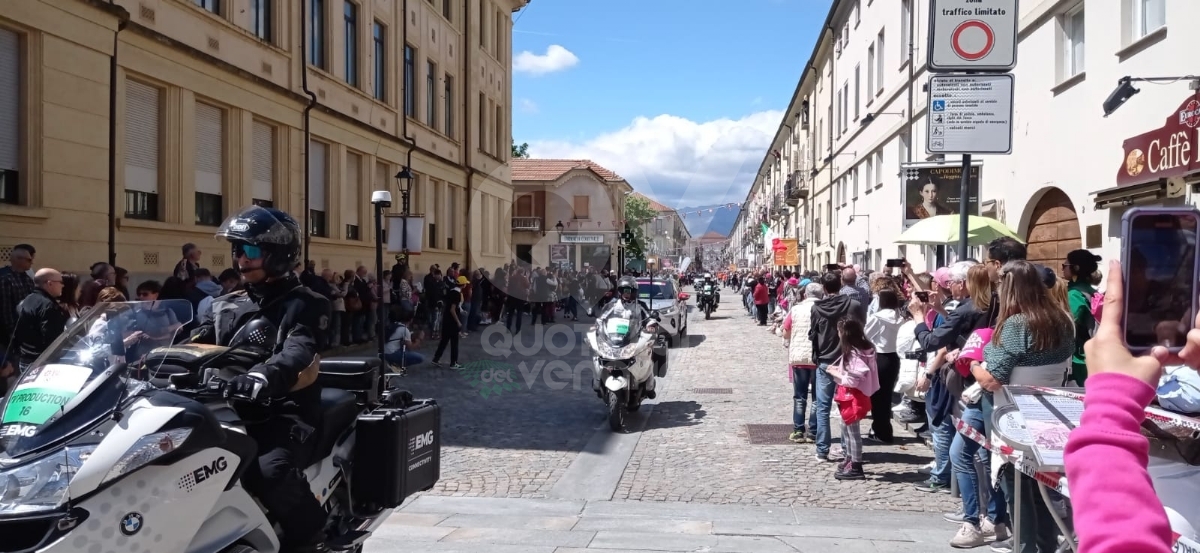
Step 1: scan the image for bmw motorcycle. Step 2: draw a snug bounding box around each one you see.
[584,301,666,431]
[696,282,718,319]
[0,299,440,553]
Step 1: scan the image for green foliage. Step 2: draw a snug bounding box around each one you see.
[512,139,530,159]
[623,195,657,260]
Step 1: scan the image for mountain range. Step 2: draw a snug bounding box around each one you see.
[678,204,740,238]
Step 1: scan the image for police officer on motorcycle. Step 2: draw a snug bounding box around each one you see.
[697,272,719,307]
[190,205,332,552]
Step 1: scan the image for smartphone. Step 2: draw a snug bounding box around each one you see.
[886,258,906,268]
[1121,207,1200,353]
[915,291,930,303]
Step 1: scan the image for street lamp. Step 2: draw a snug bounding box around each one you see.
[371,190,392,373]
[555,220,564,232]
[394,167,414,265]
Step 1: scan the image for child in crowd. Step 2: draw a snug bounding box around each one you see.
[827,317,880,480]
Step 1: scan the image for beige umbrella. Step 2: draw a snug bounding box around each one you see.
[895,215,1023,247]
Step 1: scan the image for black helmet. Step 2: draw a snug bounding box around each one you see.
[617,276,638,295]
[216,205,302,277]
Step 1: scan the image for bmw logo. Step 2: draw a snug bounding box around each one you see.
[119,512,143,536]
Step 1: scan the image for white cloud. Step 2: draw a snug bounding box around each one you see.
[514,45,580,75]
[528,110,783,207]
[518,98,539,114]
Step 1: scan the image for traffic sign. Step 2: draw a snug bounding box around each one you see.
[928,0,1018,72]
[925,74,1015,155]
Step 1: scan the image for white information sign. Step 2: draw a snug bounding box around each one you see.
[926,74,1015,155]
[928,0,1018,72]
[385,215,426,254]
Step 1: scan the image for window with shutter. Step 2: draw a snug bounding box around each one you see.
[308,140,328,236]
[573,196,589,219]
[252,121,274,203]
[0,28,20,205]
[124,79,161,219]
[194,102,224,226]
[344,152,361,239]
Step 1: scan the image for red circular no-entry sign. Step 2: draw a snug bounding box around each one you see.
[951,20,995,61]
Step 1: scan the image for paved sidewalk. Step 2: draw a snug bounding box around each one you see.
[364,496,962,553]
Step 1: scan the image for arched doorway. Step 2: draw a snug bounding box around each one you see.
[1024,188,1081,269]
[836,242,846,265]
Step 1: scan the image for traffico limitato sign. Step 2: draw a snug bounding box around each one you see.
[928,0,1019,72]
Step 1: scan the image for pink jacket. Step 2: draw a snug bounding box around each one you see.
[836,348,880,397]
[1064,373,1171,553]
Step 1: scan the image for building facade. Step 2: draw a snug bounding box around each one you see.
[740,0,1186,274]
[1,0,526,282]
[509,159,632,272]
[632,192,691,271]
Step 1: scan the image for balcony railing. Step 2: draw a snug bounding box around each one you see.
[511,216,542,232]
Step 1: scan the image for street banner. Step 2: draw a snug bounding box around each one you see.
[901,162,982,228]
[549,244,569,265]
[773,239,799,266]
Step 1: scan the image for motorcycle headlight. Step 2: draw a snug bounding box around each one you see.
[0,445,95,515]
[102,429,192,485]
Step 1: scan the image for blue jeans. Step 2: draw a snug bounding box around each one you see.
[951,406,1009,526]
[813,364,838,456]
[929,413,956,486]
[791,367,819,435]
[384,350,424,368]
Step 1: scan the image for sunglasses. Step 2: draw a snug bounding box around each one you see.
[232,242,263,260]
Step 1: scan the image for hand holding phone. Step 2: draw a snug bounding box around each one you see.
[1120,207,1200,353]
[915,291,930,303]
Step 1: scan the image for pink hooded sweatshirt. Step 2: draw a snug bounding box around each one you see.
[1064,372,1172,553]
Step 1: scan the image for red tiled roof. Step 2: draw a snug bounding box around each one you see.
[631,192,673,213]
[510,159,624,182]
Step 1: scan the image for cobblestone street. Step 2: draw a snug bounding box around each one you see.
[362,296,955,512]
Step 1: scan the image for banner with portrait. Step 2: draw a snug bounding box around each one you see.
[901,162,982,228]
[549,244,569,266]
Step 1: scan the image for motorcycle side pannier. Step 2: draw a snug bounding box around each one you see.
[352,399,441,510]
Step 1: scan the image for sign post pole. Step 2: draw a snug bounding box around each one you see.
[958,154,972,259]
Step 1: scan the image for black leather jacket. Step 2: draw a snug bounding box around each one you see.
[190,274,331,399]
[13,289,68,365]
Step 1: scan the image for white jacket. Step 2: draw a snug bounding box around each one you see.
[784,298,819,366]
[865,308,906,354]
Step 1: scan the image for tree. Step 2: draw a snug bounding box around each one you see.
[512,139,529,159]
[623,194,657,260]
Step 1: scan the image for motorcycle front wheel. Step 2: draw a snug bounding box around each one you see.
[607,389,625,430]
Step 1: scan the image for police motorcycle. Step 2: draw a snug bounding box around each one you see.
[584,298,667,431]
[0,299,440,553]
[695,277,718,320]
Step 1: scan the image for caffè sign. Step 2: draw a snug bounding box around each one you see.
[1116,94,1200,187]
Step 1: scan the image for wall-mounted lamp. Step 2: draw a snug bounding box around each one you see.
[1104,76,1200,116]
[556,220,565,232]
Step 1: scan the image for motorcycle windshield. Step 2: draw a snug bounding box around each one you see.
[596,301,643,347]
[0,300,194,457]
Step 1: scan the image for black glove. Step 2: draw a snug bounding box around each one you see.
[226,372,269,402]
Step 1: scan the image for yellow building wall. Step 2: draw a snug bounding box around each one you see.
[0,0,519,286]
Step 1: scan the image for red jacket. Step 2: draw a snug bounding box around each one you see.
[753,283,769,305]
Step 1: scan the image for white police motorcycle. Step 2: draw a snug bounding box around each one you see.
[0,299,439,553]
[584,301,666,431]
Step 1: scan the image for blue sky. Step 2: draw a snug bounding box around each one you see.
[513,0,831,212]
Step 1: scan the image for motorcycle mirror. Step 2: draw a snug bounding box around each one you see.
[228,318,277,355]
[650,310,661,320]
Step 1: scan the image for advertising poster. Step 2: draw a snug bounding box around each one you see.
[901,162,982,227]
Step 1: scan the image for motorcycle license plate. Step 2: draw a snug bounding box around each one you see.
[605,318,631,335]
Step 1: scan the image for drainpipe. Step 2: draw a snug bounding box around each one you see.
[301,0,319,265]
[106,2,129,267]
[461,0,477,272]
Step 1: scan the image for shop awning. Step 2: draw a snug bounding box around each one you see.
[1092,180,1169,210]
